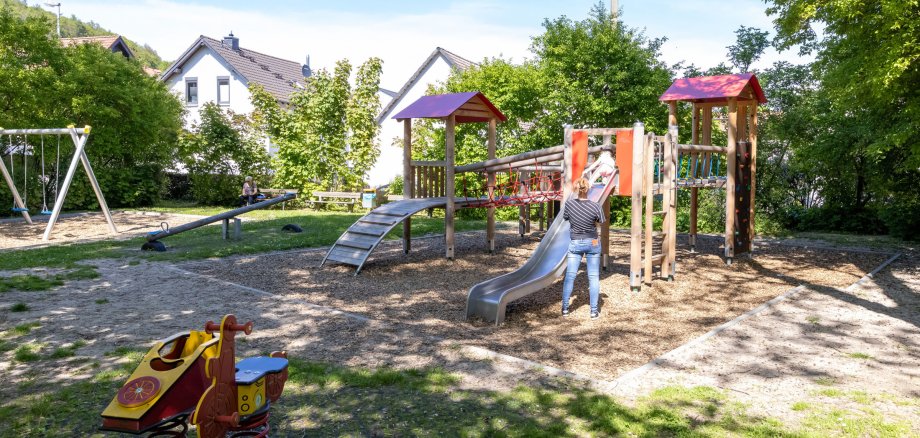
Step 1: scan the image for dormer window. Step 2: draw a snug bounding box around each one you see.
[217,77,230,105]
[185,78,198,105]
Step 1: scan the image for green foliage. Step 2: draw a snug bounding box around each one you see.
[413,3,670,168]
[178,103,270,205]
[727,26,771,72]
[9,302,29,312]
[251,57,383,196]
[0,7,182,213]
[0,0,168,69]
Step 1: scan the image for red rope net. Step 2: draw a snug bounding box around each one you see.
[461,159,564,208]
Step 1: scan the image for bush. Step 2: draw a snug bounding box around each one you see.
[880,195,920,241]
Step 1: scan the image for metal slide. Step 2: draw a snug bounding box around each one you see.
[466,173,619,325]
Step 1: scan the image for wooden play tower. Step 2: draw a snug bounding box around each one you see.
[658,73,766,264]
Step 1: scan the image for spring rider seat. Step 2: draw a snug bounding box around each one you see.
[100,314,288,437]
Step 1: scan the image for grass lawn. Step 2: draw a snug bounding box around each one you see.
[0,341,912,437]
[0,208,502,271]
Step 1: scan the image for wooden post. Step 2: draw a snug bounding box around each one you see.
[749,103,758,255]
[538,202,545,231]
[725,98,737,264]
[629,122,645,291]
[445,115,456,259]
[402,119,412,254]
[601,195,610,270]
[563,125,573,198]
[690,104,700,252]
[665,124,678,279]
[643,130,654,284]
[487,118,497,252]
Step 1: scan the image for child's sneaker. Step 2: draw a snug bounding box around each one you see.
[590,310,599,320]
[562,308,570,317]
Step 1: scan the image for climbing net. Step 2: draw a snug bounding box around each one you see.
[460,159,564,209]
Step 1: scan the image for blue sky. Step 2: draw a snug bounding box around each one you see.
[48,0,808,89]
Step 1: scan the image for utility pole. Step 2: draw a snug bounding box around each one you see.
[45,0,62,38]
[611,0,618,28]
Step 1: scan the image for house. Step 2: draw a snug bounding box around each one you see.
[160,33,309,141]
[61,35,134,58]
[368,47,476,186]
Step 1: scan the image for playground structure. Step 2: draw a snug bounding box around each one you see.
[100,314,289,437]
[142,192,298,251]
[0,126,117,241]
[324,74,764,323]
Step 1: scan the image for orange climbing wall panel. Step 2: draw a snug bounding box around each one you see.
[615,129,633,196]
[571,130,588,180]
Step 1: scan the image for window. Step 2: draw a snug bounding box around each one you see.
[217,77,230,105]
[185,78,198,105]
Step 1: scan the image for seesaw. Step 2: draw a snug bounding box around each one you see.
[100,314,288,437]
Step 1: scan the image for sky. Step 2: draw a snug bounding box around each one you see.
[41,0,811,91]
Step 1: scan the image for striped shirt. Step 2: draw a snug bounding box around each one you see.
[563,198,605,240]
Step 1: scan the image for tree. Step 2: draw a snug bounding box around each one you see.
[726,26,770,72]
[251,57,383,195]
[413,2,672,166]
[0,6,182,212]
[767,0,920,170]
[178,103,270,205]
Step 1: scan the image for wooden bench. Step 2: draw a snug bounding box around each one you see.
[256,189,298,210]
[386,194,404,202]
[309,191,362,212]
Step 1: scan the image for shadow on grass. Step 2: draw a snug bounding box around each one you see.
[0,351,797,438]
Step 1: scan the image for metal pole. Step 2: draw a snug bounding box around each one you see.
[78,141,117,235]
[42,129,87,240]
[0,149,32,224]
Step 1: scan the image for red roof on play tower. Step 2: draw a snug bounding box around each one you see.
[659,73,767,104]
[392,91,507,123]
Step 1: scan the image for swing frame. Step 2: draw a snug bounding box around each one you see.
[0,126,117,241]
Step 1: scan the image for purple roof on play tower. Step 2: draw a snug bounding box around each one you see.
[392,91,507,123]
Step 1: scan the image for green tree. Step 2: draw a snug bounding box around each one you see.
[251,58,383,195]
[726,26,770,72]
[414,3,671,167]
[0,7,182,212]
[179,103,270,205]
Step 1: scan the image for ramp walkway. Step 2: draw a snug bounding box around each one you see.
[322,197,476,274]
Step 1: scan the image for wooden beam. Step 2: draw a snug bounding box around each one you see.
[643,130,654,285]
[602,195,610,270]
[445,115,456,259]
[402,119,412,254]
[725,98,737,263]
[749,103,758,254]
[629,122,645,290]
[690,104,700,251]
[487,118,497,253]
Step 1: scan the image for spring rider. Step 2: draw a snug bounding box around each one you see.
[100,315,289,437]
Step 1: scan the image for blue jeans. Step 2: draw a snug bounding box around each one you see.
[562,239,601,313]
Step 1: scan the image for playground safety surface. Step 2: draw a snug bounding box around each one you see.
[0,211,204,250]
[185,230,891,379]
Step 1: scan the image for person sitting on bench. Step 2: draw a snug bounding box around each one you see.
[241,176,259,206]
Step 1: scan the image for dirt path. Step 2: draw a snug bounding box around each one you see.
[608,252,920,430]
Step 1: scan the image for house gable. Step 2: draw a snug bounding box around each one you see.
[376,47,476,124]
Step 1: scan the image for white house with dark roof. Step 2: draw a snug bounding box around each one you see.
[160,33,309,139]
[369,47,475,186]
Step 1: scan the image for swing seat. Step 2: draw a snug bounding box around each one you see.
[39,209,52,215]
[11,207,29,213]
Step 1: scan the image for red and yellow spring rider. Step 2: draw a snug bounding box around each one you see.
[100,315,288,437]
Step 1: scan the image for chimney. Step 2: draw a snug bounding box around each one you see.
[302,55,312,78]
[222,32,240,51]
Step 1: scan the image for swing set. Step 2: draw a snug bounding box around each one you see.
[0,126,117,241]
